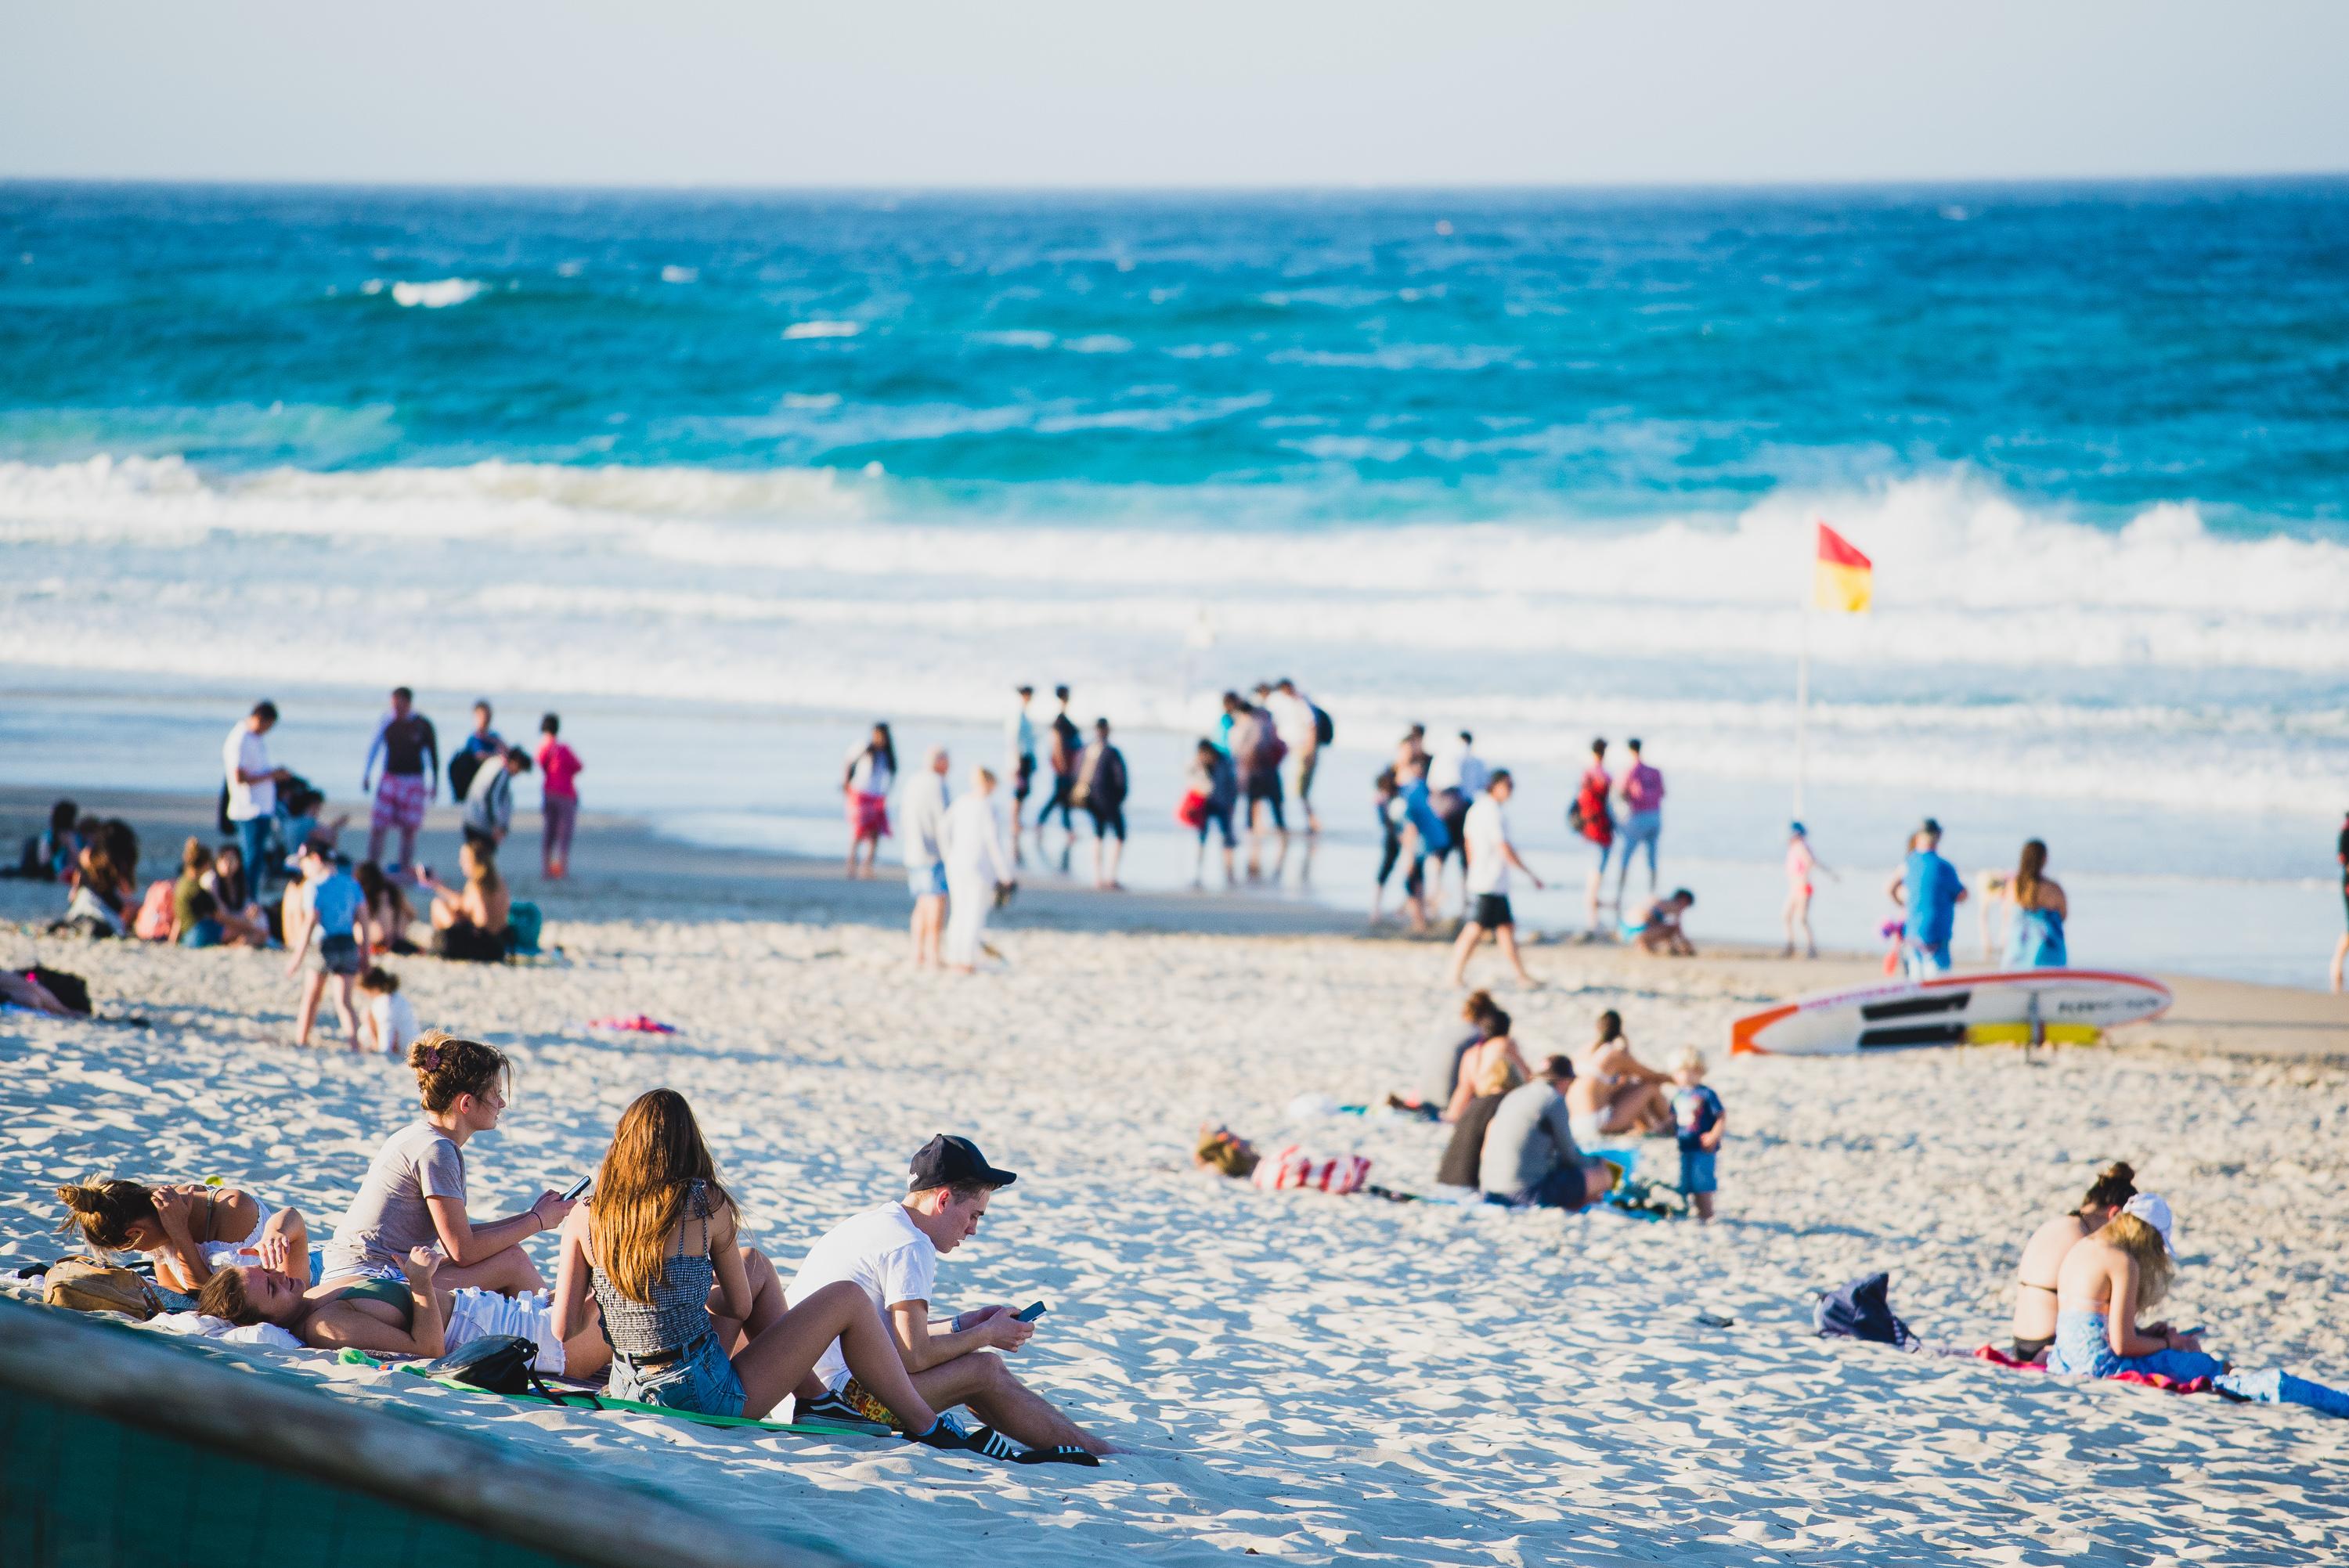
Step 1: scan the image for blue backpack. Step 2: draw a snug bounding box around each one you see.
[1814,1271,1915,1349]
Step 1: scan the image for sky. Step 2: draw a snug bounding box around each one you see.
[7,1,2348,189]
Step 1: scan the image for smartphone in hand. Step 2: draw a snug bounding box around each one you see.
[1013,1300,1048,1322]
[561,1175,593,1202]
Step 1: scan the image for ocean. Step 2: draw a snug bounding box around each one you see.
[4,180,2347,982]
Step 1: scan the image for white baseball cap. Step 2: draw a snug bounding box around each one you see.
[2124,1193,2178,1256]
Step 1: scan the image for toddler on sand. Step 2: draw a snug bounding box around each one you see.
[1670,1046,1726,1221]
[359,965,419,1057]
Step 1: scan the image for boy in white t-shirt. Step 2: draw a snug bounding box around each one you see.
[1445,770,1546,990]
[787,1134,1109,1464]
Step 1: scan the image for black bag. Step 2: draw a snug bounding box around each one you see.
[426,1335,543,1396]
[1813,1271,1915,1349]
[28,965,91,1015]
[1312,704,1335,747]
[1567,797,1588,834]
[449,749,485,803]
[216,782,233,836]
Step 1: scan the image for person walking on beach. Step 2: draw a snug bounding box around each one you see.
[462,746,530,853]
[222,701,292,890]
[1426,730,1486,914]
[1781,822,1835,958]
[282,842,365,1049]
[1037,687,1083,867]
[1445,770,1543,989]
[1611,737,1665,909]
[2000,838,2068,968]
[447,701,506,804]
[1395,752,1450,935]
[1225,690,1289,880]
[902,746,952,969]
[1266,678,1325,835]
[1669,1047,1726,1222]
[361,687,438,873]
[2333,812,2349,993]
[536,714,583,881]
[1572,737,1615,941]
[843,723,897,879]
[941,767,1014,972]
[1074,718,1129,891]
[1005,686,1037,866]
[1185,737,1239,887]
[1889,817,1967,977]
[787,1134,1109,1462]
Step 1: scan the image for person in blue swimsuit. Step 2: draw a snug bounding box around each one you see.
[2001,838,2068,968]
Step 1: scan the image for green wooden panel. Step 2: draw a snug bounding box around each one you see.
[0,1382,590,1568]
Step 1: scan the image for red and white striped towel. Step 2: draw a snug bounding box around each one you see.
[1251,1144,1370,1195]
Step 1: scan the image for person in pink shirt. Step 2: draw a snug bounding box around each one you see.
[536,713,583,880]
[1611,737,1665,909]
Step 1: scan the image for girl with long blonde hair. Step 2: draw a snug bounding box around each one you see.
[2047,1194,2225,1380]
[550,1088,984,1451]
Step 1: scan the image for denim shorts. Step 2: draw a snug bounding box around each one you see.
[1679,1148,1718,1195]
[605,1332,745,1417]
[907,862,947,899]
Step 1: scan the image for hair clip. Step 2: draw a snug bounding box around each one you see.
[424,1047,442,1070]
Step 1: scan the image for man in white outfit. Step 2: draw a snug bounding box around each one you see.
[942,766,1013,973]
[902,747,951,969]
[1265,679,1322,835]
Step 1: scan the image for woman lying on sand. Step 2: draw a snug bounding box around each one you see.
[420,839,510,962]
[1564,1011,1673,1146]
[56,1176,309,1291]
[2046,1194,2226,1382]
[550,1088,991,1452]
[198,1242,453,1357]
[2009,1162,2137,1361]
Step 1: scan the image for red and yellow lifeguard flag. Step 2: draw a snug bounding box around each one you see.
[1813,521,1872,613]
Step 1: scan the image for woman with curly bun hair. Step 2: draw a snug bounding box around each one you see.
[56,1174,308,1290]
[319,1029,575,1301]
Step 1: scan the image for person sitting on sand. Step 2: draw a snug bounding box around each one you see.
[11,798,82,881]
[1386,990,1502,1121]
[358,965,420,1057]
[785,1134,1109,1462]
[552,1091,990,1454]
[2009,1162,2137,1362]
[1564,1010,1674,1146]
[202,841,269,944]
[1436,1010,1528,1189]
[356,860,420,955]
[169,838,226,948]
[2046,1193,2225,1382]
[322,1031,576,1303]
[1621,889,1696,954]
[63,817,139,935]
[57,1175,310,1292]
[419,838,511,962]
[1481,1054,1613,1211]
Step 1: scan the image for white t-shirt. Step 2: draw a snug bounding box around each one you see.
[846,746,894,798]
[223,724,275,821]
[788,1202,939,1390]
[1266,691,1316,752]
[900,770,950,869]
[1464,795,1511,896]
[370,990,421,1057]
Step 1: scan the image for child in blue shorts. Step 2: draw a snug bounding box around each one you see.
[1670,1046,1726,1221]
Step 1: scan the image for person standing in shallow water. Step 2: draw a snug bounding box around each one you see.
[362,686,438,873]
[536,713,583,880]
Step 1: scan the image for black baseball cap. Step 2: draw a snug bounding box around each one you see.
[907,1134,1017,1191]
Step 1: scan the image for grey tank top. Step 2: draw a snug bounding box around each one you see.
[590,1181,716,1358]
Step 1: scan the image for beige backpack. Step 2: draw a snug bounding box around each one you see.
[43,1257,162,1320]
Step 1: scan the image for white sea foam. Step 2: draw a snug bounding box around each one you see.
[385,278,485,309]
[659,265,698,284]
[781,320,861,339]
[2,456,2345,815]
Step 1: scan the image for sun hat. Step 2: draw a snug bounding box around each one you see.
[2124,1192,2178,1256]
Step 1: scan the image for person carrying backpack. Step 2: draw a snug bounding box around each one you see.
[1075,719,1129,891]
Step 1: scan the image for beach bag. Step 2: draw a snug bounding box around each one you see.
[1813,1271,1915,1349]
[427,1335,540,1396]
[28,965,91,1015]
[44,1258,161,1320]
[504,901,543,957]
[132,880,176,941]
[1312,704,1334,746]
[1176,791,1210,829]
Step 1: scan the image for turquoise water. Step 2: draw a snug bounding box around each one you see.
[3,180,2346,980]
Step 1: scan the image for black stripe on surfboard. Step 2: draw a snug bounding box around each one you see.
[1858,991,1971,1022]
[1857,1022,1968,1048]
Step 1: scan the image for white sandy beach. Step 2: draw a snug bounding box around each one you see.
[2,805,2347,1566]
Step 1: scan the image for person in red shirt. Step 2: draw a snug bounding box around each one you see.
[536,713,584,880]
[1572,737,1615,942]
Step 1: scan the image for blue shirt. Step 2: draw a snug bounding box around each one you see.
[1672,1083,1723,1152]
[1902,849,1964,946]
[1402,779,1450,854]
[309,868,363,937]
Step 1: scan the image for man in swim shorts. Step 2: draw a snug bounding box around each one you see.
[1889,818,1966,976]
[363,686,439,871]
[1446,770,1544,989]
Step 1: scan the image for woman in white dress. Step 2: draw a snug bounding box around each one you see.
[941,766,1014,972]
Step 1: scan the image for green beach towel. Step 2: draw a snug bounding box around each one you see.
[346,1350,891,1439]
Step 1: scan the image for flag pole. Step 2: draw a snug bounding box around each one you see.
[1794,576,1810,820]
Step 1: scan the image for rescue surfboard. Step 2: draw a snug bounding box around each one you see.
[1730,968,2171,1056]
